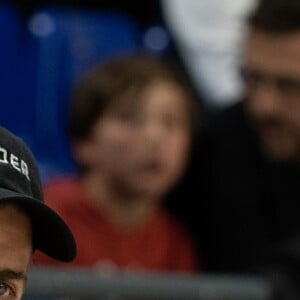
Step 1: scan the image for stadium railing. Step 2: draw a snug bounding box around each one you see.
[24,267,272,300]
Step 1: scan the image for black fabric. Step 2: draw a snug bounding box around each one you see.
[0,126,76,262]
[166,102,300,299]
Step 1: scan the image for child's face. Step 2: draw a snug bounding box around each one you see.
[82,80,192,198]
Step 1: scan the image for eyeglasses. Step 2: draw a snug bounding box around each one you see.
[240,67,300,99]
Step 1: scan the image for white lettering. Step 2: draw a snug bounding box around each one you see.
[0,145,30,181]
[0,146,8,163]
[10,153,21,172]
[21,160,30,181]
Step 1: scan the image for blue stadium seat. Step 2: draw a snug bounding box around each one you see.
[0,2,19,111]
[26,7,142,178]
[0,2,39,152]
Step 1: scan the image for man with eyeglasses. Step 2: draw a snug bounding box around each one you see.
[168,0,300,299]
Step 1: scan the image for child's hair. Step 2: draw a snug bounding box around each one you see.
[69,53,200,145]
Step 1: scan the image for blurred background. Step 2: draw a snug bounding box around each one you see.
[0,0,257,181]
[1,1,271,299]
[0,0,175,180]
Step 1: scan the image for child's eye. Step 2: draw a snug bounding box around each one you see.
[115,111,143,125]
[163,115,186,130]
[117,112,136,121]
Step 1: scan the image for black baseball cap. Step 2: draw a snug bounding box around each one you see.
[0,126,76,262]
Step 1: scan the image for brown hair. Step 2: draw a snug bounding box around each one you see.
[69,53,200,144]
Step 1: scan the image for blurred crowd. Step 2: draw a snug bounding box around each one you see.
[2,0,300,299]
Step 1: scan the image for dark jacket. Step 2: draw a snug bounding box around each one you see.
[168,101,300,299]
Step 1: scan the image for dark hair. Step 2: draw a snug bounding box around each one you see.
[249,0,300,33]
[69,53,200,144]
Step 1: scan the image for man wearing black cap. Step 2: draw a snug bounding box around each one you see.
[0,126,76,299]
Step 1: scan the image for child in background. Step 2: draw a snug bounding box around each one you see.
[34,54,201,273]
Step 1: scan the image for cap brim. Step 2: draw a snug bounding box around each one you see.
[0,187,76,262]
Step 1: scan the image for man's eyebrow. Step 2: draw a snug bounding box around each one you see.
[0,269,27,281]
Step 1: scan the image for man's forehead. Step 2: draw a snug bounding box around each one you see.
[244,29,300,73]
